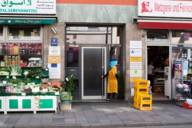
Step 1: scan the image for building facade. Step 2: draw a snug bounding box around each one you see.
[55,0,192,101]
[55,0,140,101]
[1,0,191,102]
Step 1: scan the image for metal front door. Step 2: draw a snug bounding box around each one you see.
[81,47,106,99]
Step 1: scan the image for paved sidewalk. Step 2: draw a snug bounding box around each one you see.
[1,101,192,128]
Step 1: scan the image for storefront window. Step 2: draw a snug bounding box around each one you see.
[0,43,42,68]
[66,46,79,67]
[171,30,192,44]
[8,26,41,41]
[0,27,3,36]
[172,47,192,100]
[146,29,169,41]
[66,26,117,44]
[0,26,3,40]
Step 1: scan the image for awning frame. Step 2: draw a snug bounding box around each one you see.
[0,16,57,25]
[134,17,192,30]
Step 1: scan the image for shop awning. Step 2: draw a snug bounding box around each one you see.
[136,18,192,30]
[0,17,57,25]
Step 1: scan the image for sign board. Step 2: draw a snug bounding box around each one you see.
[51,38,58,46]
[0,18,56,25]
[0,0,56,14]
[48,64,61,79]
[130,69,143,77]
[129,40,143,80]
[130,62,142,70]
[130,41,142,49]
[138,0,192,18]
[49,46,60,56]
[48,56,61,63]
[130,57,142,62]
[130,48,142,57]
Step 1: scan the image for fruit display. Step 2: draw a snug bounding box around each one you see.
[0,42,62,97]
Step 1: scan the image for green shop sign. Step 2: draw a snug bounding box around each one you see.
[0,18,57,25]
[0,0,56,14]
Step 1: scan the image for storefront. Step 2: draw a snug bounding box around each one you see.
[65,26,124,100]
[0,0,59,114]
[56,0,140,101]
[136,0,192,101]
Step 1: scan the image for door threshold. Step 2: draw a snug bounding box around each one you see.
[72,99,108,103]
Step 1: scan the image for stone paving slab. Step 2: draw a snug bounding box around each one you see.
[0,102,192,128]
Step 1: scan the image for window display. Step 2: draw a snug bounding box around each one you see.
[0,27,3,41]
[0,26,59,113]
[146,29,168,41]
[8,26,41,41]
[0,43,42,67]
[172,47,192,102]
[171,30,192,44]
[66,46,79,67]
[0,27,3,37]
[0,41,59,113]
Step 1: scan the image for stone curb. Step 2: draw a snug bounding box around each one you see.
[2,121,192,128]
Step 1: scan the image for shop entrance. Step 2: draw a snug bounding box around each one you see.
[147,46,171,100]
[81,47,106,99]
[65,25,124,100]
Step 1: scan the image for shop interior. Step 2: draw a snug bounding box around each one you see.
[147,46,169,100]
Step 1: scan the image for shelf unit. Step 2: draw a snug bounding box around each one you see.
[153,69,165,93]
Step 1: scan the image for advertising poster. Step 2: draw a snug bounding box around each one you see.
[138,0,192,18]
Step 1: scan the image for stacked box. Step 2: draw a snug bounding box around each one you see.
[133,79,152,111]
[139,94,152,111]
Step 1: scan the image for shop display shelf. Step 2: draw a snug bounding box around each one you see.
[0,95,58,114]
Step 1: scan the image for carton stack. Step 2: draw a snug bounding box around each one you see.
[134,79,152,111]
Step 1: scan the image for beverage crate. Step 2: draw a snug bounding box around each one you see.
[134,79,150,89]
[140,103,152,111]
[139,94,152,111]
[134,88,149,96]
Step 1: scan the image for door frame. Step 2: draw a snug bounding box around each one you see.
[81,46,107,100]
[146,44,172,99]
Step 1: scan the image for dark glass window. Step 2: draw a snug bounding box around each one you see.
[147,29,168,40]
[172,30,192,38]
[0,26,3,37]
[66,46,79,67]
[172,30,192,44]
[8,26,41,40]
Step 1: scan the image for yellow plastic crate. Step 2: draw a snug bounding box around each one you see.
[139,94,152,111]
[134,88,149,96]
[134,83,149,89]
[140,95,152,102]
[133,79,152,111]
[134,101,140,109]
[140,103,152,111]
[134,79,150,89]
